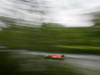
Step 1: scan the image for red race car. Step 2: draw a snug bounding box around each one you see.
[45,54,64,60]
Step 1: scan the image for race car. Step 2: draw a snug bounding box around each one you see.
[45,54,64,60]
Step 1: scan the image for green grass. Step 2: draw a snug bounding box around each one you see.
[0,24,100,54]
[56,45,100,54]
[58,45,100,50]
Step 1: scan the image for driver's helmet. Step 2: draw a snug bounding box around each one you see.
[61,55,64,57]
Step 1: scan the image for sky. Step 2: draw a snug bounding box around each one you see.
[0,0,100,27]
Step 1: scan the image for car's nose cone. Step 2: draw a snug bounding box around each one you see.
[51,55,62,58]
[46,54,64,59]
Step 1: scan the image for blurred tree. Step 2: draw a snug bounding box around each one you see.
[93,12,100,27]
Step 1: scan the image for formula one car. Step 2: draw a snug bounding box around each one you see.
[45,54,64,60]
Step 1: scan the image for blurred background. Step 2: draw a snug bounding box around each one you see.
[0,0,100,75]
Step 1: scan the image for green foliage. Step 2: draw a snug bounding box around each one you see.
[0,24,100,54]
